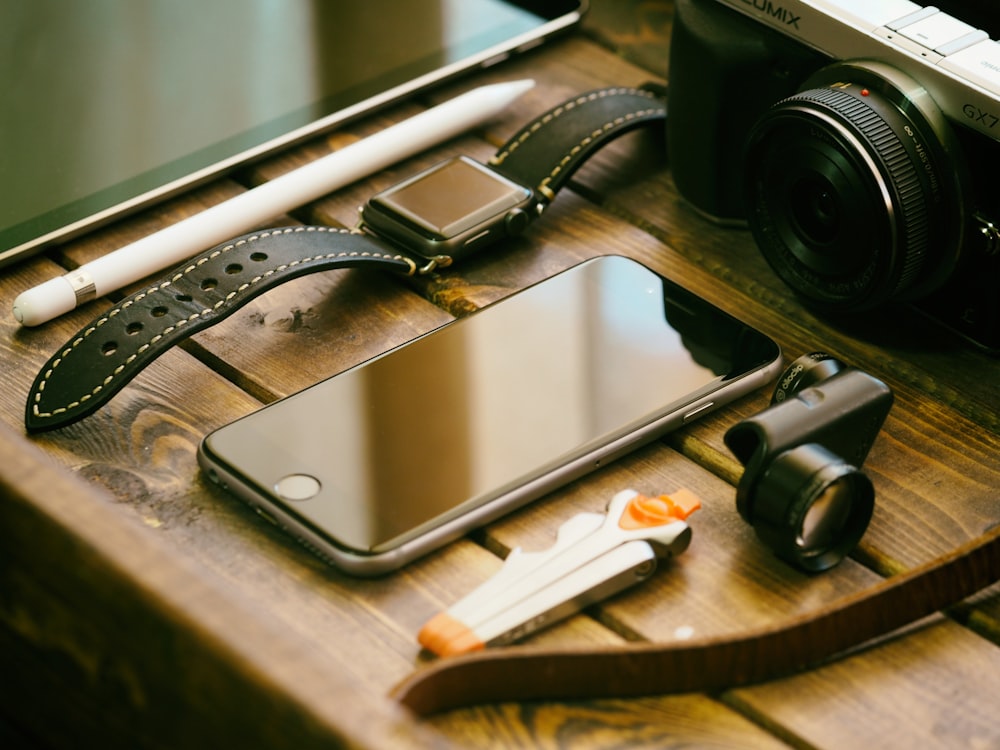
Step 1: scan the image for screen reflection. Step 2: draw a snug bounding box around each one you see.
[205,257,767,552]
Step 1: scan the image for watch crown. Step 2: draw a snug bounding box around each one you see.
[505,209,530,236]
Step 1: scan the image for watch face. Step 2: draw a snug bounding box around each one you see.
[364,156,532,248]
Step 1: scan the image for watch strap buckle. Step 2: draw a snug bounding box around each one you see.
[417,254,454,275]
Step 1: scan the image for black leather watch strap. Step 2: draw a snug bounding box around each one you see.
[489,85,666,204]
[25,227,414,433]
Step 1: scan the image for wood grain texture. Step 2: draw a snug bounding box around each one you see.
[0,422,436,749]
[2,1,999,747]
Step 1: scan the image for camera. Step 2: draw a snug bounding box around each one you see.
[724,352,893,572]
[668,0,1000,351]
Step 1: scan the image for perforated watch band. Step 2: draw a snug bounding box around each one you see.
[24,85,666,433]
[25,228,414,432]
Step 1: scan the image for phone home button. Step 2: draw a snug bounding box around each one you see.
[275,474,321,501]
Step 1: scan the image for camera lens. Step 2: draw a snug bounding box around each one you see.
[743,61,966,310]
[789,176,839,246]
[754,443,874,572]
[797,478,853,550]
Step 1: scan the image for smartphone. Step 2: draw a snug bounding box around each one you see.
[198,255,782,576]
[1,0,585,266]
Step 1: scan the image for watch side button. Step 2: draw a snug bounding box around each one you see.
[463,230,492,249]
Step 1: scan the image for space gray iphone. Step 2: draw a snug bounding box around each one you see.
[198,255,782,575]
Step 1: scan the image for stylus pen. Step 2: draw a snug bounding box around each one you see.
[12,79,536,327]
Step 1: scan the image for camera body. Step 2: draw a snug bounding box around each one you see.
[669,0,1000,351]
[725,353,894,571]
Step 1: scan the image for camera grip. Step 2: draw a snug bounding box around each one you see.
[669,0,827,221]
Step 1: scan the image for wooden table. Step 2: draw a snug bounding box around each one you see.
[3,2,999,747]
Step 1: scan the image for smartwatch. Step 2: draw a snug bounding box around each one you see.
[360,156,535,270]
[25,85,666,433]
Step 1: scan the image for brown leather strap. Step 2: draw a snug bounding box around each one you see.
[392,523,1000,715]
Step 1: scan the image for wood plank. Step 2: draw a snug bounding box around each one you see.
[426,693,792,749]
[582,0,673,77]
[0,421,437,749]
[726,618,1000,749]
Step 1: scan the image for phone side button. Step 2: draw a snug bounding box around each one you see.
[682,402,715,423]
[254,506,281,528]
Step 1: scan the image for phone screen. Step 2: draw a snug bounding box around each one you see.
[0,0,583,265]
[199,256,781,573]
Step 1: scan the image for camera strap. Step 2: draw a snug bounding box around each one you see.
[392,523,1000,716]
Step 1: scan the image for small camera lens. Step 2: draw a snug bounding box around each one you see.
[753,443,874,572]
[797,477,853,551]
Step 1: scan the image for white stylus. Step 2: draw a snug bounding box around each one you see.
[13,79,536,327]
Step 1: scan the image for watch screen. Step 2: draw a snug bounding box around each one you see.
[371,157,531,238]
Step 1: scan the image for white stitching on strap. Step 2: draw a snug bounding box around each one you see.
[489,87,663,201]
[33,226,413,420]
